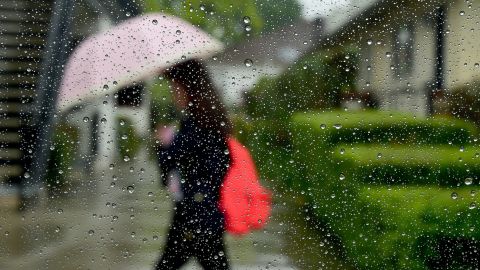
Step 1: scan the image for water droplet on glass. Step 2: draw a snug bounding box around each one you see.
[152,19,158,25]
[386,52,392,58]
[127,186,135,194]
[176,30,182,35]
[245,25,252,32]
[320,124,326,129]
[244,59,253,67]
[126,12,131,17]
[24,172,30,179]
[460,11,465,16]
[88,230,95,236]
[83,117,89,122]
[120,120,125,126]
[465,178,473,185]
[121,134,128,140]
[377,153,382,159]
[334,124,342,129]
[57,209,63,214]
[367,39,373,45]
[243,16,251,24]
[339,173,345,180]
[103,84,109,90]
[123,156,130,162]
[101,118,107,124]
[340,148,345,155]
[469,202,477,209]
[451,192,458,200]
[200,4,206,11]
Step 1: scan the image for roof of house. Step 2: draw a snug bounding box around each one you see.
[212,18,324,68]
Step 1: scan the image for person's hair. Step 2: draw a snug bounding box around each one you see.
[164,59,231,138]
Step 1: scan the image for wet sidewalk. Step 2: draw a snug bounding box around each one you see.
[0,149,348,270]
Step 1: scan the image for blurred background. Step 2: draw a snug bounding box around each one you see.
[0,0,479,269]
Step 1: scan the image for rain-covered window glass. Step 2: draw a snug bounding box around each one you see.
[1,1,480,270]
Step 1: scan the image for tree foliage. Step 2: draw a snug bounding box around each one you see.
[246,48,359,120]
[143,0,263,44]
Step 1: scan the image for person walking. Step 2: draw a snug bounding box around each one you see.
[154,60,231,270]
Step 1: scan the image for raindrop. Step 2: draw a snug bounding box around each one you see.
[124,156,130,162]
[377,153,382,159]
[26,68,32,72]
[340,148,345,155]
[88,230,95,236]
[469,202,477,209]
[200,4,206,11]
[24,172,30,179]
[57,209,63,214]
[152,19,158,25]
[101,118,107,124]
[465,178,473,185]
[451,192,458,200]
[367,39,373,45]
[386,52,392,58]
[55,227,60,233]
[127,185,135,194]
[120,120,125,126]
[339,173,345,180]
[475,63,479,68]
[460,11,465,16]
[333,124,342,129]
[121,134,128,140]
[244,59,253,67]
[176,30,182,35]
[153,235,159,240]
[126,12,131,17]
[83,117,89,122]
[320,124,326,129]
[103,84,109,90]
[460,146,465,152]
[245,25,252,32]
[148,192,154,197]
[113,81,118,85]
[243,16,251,24]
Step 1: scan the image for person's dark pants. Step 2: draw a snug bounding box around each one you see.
[155,204,229,270]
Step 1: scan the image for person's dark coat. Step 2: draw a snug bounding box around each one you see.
[157,116,230,233]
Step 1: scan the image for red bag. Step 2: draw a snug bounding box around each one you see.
[219,137,272,235]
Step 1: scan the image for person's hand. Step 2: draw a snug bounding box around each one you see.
[156,125,176,146]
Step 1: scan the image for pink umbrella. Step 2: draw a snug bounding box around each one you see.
[57,13,224,111]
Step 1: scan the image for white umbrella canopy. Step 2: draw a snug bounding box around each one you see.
[58,13,224,111]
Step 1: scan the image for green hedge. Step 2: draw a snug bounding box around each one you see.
[333,145,480,186]
[290,110,480,269]
[341,187,480,269]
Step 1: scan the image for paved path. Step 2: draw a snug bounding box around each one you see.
[0,150,301,270]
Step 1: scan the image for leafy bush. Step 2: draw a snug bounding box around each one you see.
[246,49,359,120]
[46,124,79,192]
[117,117,142,159]
[447,84,480,126]
[290,110,480,269]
